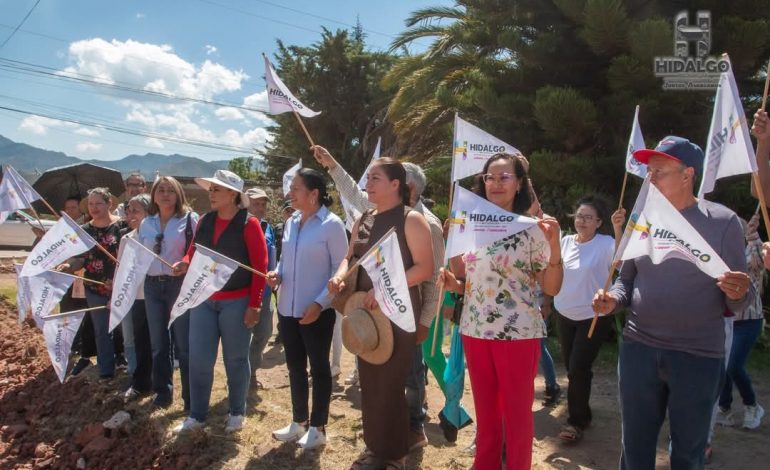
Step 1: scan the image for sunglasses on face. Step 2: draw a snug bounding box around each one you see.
[154,233,164,254]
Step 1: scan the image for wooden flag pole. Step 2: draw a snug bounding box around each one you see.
[617,171,630,211]
[47,270,105,286]
[42,305,106,320]
[754,59,770,238]
[293,110,316,146]
[588,260,619,338]
[131,238,176,270]
[431,183,457,355]
[762,59,770,112]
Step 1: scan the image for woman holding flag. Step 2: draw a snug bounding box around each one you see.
[172,170,267,433]
[437,153,563,470]
[328,158,433,470]
[137,176,198,410]
[265,168,347,450]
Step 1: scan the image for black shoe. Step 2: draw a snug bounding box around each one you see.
[115,354,128,371]
[152,395,173,409]
[542,384,562,407]
[71,358,92,376]
[438,411,459,443]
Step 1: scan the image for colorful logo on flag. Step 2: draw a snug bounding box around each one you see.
[627,214,652,240]
[449,210,467,233]
[374,246,385,268]
[66,233,79,244]
[454,141,468,160]
[203,262,218,274]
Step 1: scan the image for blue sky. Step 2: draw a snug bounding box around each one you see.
[0,0,449,162]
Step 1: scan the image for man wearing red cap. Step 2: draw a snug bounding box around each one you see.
[593,136,753,470]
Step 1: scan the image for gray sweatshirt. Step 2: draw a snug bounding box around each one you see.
[610,199,753,358]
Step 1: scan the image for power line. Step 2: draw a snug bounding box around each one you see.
[0,0,42,49]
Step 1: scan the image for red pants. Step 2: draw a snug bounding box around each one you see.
[462,335,540,470]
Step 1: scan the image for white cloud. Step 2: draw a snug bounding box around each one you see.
[222,127,272,149]
[242,91,275,126]
[214,107,244,121]
[76,141,102,153]
[205,45,217,55]
[144,138,164,148]
[19,116,76,135]
[74,127,100,137]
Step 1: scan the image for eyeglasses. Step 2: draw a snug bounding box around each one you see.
[482,173,515,184]
[154,233,164,254]
[574,214,596,222]
[126,182,145,189]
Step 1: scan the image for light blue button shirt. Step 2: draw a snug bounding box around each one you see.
[276,205,348,318]
[137,212,199,276]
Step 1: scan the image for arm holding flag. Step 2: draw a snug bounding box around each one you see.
[751,109,770,204]
[312,145,373,214]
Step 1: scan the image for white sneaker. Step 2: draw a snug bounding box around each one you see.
[297,426,327,450]
[331,365,341,378]
[225,414,245,433]
[273,422,307,442]
[344,370,359,386]
[743,404,765,429]
[715,407,734,426]
[172,417,203,433]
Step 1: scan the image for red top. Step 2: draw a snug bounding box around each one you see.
[183,214,267,308]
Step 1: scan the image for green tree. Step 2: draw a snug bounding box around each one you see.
[264,28,398,182]
[387,0,770,221]
[228,156,258,180]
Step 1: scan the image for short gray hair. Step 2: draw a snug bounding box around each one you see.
[129,193,151,211]
[403,162,426,197]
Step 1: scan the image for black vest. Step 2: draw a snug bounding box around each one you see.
[195,208,252,292]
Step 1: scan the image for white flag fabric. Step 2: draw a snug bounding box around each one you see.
[282,160,301,197]
[169,244,240,326]
[0,165,41,213]
[341,138,382,231]
[263,54,321,118]
[42,312,85,383]
[20,213,96,277]
[445,184,538,262]
[616,177,730,278]
[109,237,156,332]
[452,114,518,181]
[359,230,415,333]
[14,264,31,324]
[625,105,647,178]
[698,63,758,197]
[25,270,75,329]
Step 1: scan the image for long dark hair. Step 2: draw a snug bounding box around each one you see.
[573,195,612,236]
[148,176,191,217]
[475,153,532,214]
[296,168,333,207]
[371,157,410,206]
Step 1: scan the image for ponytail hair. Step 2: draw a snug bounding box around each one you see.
[296,168,333,207]
[372,157,410,206]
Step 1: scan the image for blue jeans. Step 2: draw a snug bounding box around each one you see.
[719,319,762,409]
[540,338,557,389]
[189,296,251,422]
[405,345,427,432]
[144,276,190,407]
[121,308,136,376]
[84,291,114,377]
[619,340,723,470]
[249,286,273,374]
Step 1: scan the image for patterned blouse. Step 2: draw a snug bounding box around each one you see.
[460,225,550,340]
[738,237,764,321]
[80,221,122,297]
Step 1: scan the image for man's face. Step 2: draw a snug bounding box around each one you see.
[249,197,268,219]
[647,155,692,201]
[63,199,82,220]
[125,176,146,198]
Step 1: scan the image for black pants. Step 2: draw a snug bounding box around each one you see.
[63,288,95,358]
[130,300,153,392]
[557,313,612,429]
[279,308,335,427]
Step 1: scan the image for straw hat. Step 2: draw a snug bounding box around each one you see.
[341,292,393,365]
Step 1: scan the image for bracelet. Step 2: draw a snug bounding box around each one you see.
[548,258,563,268]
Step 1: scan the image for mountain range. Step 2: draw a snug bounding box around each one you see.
[0,135,231,179]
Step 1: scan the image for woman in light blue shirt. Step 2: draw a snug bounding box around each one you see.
[137,176,198,410]
[266,168,347,450]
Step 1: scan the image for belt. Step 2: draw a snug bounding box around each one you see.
[146,275,177,282]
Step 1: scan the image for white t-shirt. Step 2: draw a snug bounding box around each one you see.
[554,233,615,321]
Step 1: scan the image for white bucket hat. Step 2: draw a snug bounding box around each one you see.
[195,170,245,202]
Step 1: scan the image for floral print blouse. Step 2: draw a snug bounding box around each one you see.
[460,225,550,340]
[80,221,122,297]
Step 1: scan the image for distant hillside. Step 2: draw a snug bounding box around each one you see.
[0,135,230,179]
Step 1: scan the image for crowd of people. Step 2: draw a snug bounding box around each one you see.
[26,110,770,470]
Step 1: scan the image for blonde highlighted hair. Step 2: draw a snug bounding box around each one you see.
[148,176,191,217]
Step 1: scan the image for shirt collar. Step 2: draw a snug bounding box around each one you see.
[292,205,329,223]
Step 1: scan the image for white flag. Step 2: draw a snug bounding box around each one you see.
[20,213,96,277]
[43,312,84,383]
[109,237,155,332]
[359,230,415,333]
[626,105,647,178]
[169,244,240,326]
[25,270,75,329]
[452,114,518,181]
[0,165,41,213]
[282,160,301,197]
[341,138,382,231]
[263,54,321,118]
[616,177,729,278]
[698,62,758,197]
[445,184,538,261]
[14,264,31,324]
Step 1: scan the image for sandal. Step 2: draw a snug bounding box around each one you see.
[558,424,583,443]
[349,449,381,470]
[382,459,406,470]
